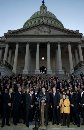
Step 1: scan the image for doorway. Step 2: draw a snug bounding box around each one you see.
[40,66,47,74]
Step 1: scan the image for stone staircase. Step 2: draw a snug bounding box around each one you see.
[0,61,14,77]
[74,61,84,77]
[0,60,84,78]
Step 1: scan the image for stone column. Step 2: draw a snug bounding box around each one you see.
[75,49,79,64]
[11,54,14,66]
[8,49,12,64]
[35,43,40,74]
[3,44,9,64]
[78,44,83,61]
[28,49,31,73]
[12,44,19,74]
[57,43,64,74]
[0,48,3,61]
[68,44,74,74]
[47,43,52,74]
[23,43,29,74]
[55,49,58,73]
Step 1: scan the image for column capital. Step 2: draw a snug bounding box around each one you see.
[78,41,82,44]
[26,43,29,46]
[16,42,19,45]
[37,43,39,45]
[26,42,30,44]
[5,42,9,45]
[58,43,61,46]
[68,42,71,46]
[47,42,50,45]
[57,41,60,44]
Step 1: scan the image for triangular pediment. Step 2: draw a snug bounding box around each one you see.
[6,24,81,37]
[18,25,67,35]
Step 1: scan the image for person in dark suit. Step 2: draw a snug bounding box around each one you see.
[25,88,35,127]
[13,86,22,125]
[81,90,84,125]
[22,88,26,124]
[51,87,60,125]
[1,88,11,127]
[71,88,81,127]
[0,90,2,118]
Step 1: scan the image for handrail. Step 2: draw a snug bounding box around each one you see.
[74,61,84,71]
[4,60,13,70]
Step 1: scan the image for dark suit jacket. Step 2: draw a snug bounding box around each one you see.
[2,92,11,110]
[13,91,22,110]
[51,92,60,107]
[26,93,35,110]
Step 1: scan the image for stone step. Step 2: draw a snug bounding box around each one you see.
[0,124,84,130]
[0,121,84,130]
[74,66,84,77]
[0,65,13,77]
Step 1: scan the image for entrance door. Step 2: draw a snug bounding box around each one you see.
[40,66,46,74]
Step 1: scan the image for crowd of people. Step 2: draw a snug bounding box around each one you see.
[0,73,84,128]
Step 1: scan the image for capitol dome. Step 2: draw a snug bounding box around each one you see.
[23,2,64,29]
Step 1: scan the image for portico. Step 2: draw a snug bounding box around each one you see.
[1,40,83,75]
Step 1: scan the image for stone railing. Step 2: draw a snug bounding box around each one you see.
[4,60,13,70]
[74,61,84,71]
[0,61,4,66]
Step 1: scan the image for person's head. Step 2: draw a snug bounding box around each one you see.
[63,94,66,99]
[30,88,34,95]
[5,88,8,93]
[75,86,78,92]
[9,88,13,94]
[42,87,46,93]
[22,87,26,93]
[26,88,30,94]
[52,87,56,93]
[18,87,22,92]
[66,90,69,94]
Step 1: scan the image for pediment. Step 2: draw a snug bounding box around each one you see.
[17,25,69,35]
[7,25,81,36]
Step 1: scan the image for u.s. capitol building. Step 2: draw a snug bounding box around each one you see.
[0,1,84,76]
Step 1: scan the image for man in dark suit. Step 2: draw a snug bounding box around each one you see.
[81,90,84,125]
[51,87,60,125]
[25,88,35,127]
[1,88,11,127]
[22,88,26,124]
[13,86,22,125]
[71,88,81,127]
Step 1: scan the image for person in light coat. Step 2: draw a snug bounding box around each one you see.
[59,94,70,127]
